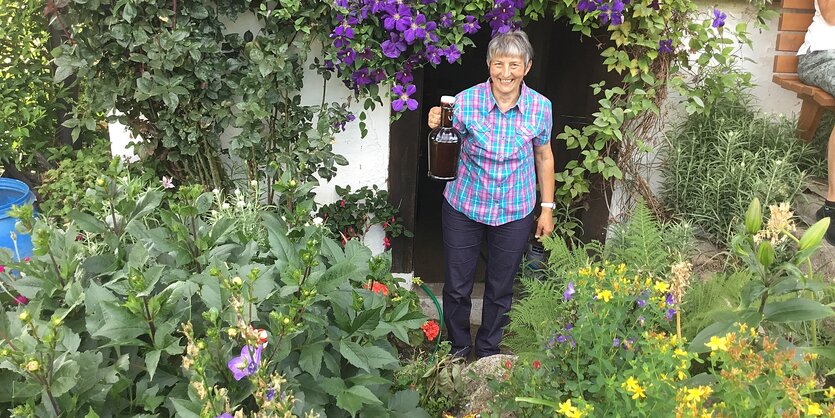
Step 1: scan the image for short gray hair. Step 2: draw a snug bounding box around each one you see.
[486,30,534,64]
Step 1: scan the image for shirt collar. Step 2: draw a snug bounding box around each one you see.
[483,79,529,113]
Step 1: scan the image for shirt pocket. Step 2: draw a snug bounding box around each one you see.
[466,119,534,162]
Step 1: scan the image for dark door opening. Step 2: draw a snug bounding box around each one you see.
[389,18,621,276]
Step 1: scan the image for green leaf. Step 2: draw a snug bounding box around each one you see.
[763,298,835,323]
[690,320,735,353]
[127,191,163,226]
[338,340,398,372]
[84,408,101,418]
[169,398,201,418]
[50,357,79,396]
[121,2,137,22]
[299,342,325,376]
[70,210,108,234]
[93,301,147,345]
[336,385,383,417]
[263,213,300,269]
[145,349,161,380]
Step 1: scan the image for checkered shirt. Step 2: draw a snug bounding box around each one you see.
[443,80,553,226]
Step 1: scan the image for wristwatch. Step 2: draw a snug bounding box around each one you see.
[540,202,557,210]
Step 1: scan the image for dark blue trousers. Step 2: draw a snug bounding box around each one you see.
[441,199,534,358]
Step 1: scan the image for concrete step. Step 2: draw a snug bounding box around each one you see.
[416,282,484,327]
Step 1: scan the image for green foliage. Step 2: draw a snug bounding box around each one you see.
[681,271,752,341]
[0,164,431,417]
[689,199,834,370]
[0,0,61,176]
[317,185,412,247]
[606,201,694,277]
[36,138,112,222]
[661,94,814,245]
[394,342,466,417]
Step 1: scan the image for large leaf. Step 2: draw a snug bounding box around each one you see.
[763,298,835,323]
[338,340,398,373]
[299,342,325,376]
[263,213,300,269]
[315,261,357,294]
[50,355,79,396]
[92,301,148,345]
[127,190,163,225]
[70,210,108,234]
[689,320,735,353]
[336,385,383,417]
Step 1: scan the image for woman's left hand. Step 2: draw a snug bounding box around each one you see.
[535,212,555,240]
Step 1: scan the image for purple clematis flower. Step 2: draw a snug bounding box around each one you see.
[712,8,726,28]
[578,0,598,12]
[564,282,576,301]
[381,33,407,58]
[462,15,481,34]
[395,68,413,84]
[334,14,357,38]
[424,45,443,65]
[227,344,263,381]
[352,68,373,86]
[391,84,418,112]
[443,45,461,64]
[658,38,673,54]
[216,413,233,418]
[404,13,430,44]
[440,12,453,28]
[383,4,412,32]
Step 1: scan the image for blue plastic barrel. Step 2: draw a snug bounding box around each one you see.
[0,179,35,260]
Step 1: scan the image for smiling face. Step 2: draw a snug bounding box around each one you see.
[488,55,531,98]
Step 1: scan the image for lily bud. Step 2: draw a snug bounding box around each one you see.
[757,241,775,267]
[799,217,830,251]
[18,311,30,322]
[25,360,39,372]
[745,198,762,234]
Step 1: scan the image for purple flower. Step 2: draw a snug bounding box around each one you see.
[381,33,407,58]
[564,323,574,330]
[266,388,276,401]
[712,8,726,28]
[383,4,412,32]
[636,298,646,308]
[371,68,387,83]
[395,68,413,84]
[338,48,357,66]
[161,176,174,189]
[424,45,443,65]
[556,335,567,343]
[351,68,372,86]
[216,413,233,418]
[391,84,418,112]
[440,12,453,28]
[658,38,673,54]
[665,293,675,306]
[665,308,676,320]
[334,14,357,38]
[335,0,349,7]
[578,0,597,12]
[563,282,576,301]
[598,0,625,26]
[443,45,461,64]
[462,15,481,34]
[613,337,621,347]
[404,13,429,44]
[227,344,263,381]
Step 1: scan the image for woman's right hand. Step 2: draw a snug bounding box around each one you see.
[428,106,441,129]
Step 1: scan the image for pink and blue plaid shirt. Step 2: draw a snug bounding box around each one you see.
[444,80,553,226]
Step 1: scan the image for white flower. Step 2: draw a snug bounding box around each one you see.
[250,180,258,187]
[234,188,242,196]
[161,176,175,189]
[312,217,324,225]
[212,188,220,195]
[236,200,246,208]
[222,203,231,210]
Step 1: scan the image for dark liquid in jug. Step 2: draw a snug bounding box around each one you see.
[428,97,462,181]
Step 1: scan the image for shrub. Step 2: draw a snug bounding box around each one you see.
[0,164,431,417]
[36,138,112,222]
[661,93,814,245]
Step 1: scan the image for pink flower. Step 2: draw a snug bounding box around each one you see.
[533,360,541,369]
[0,265,5,273]
[23,257,30,263]
[383,236,391,249]
[14,295,28,305]
[161,176,175,189]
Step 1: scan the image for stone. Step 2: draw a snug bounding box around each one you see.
[459,354,517,417]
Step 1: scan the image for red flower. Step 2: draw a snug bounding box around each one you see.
[383,236,391,249]
[339,200,346,207]
[0,265,5,273]
[364,281,389,296]
[14,295,28,305]
[421,320,440,341]
[505,360,513,369]
[23,257,30,263]
[533,360,541,369]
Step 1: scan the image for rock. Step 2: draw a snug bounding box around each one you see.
[459,354,517,417]
[795,191,835,282]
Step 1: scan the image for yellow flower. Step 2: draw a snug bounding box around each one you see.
[596,290,613,302]
[653,281,669,293]
[807,402,823,416]
[579,267,591,277]
[674,348,688,358]
[705,336,728,352]
[616,263,627,276]
[624,376,640,392]
[684,386,712,403]
[825,387,835,399]
[631,385,646,399]
[558,399,580,417]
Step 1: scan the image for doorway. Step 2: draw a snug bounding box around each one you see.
[389,18,621,277]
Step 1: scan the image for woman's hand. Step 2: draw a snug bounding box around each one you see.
[535,211,555,240]
[428,106,441,129]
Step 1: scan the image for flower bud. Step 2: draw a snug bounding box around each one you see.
[289,180,297,188]
[96,178,106,187]
[209,266,221,276]
[232,276,243,286]
[0,348,10,357]
[745,198,762,235]
[757,241,775,267]
[25,360,39,372]
[283,318,290,325]
[18,311,30,322]
[799,217,830,251]
[51,315,63,327]
[228,328,238,337]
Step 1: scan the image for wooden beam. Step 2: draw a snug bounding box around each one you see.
[775,32,806,52]
[778,12,814,31]
[773,55,799,73]
[782,0,815,10]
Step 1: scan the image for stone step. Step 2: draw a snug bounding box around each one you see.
[416,282,484,327]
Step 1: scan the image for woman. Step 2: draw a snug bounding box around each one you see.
[427,30,555,358]
[798,0,835,245]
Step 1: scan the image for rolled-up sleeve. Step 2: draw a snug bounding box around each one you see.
[533,99,553,147]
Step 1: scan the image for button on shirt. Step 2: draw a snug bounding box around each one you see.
[444,80,553,226]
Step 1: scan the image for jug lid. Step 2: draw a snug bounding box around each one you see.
[441,96,455,104]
